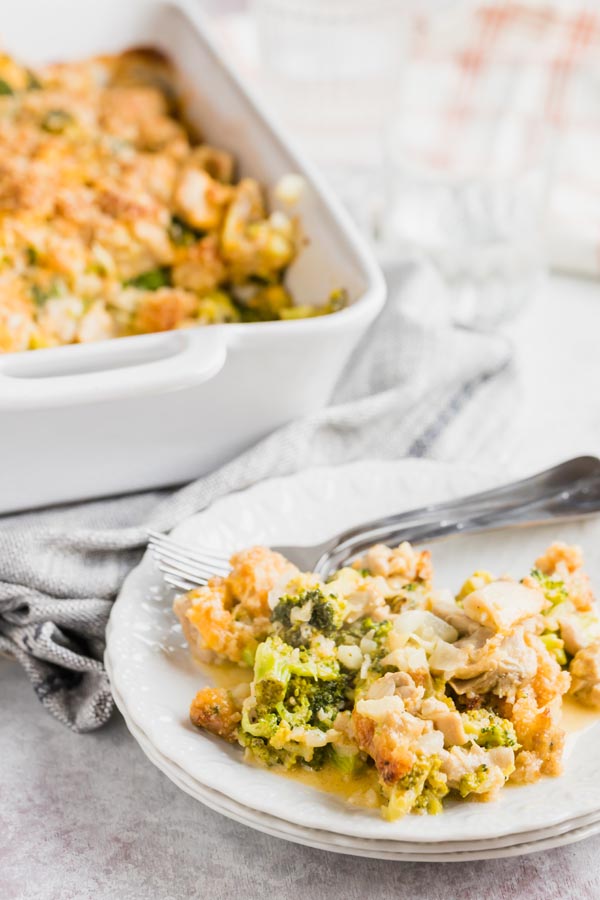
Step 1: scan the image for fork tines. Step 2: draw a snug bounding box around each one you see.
[147,530,231,592]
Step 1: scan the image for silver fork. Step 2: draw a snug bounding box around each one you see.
[149,456,600,591]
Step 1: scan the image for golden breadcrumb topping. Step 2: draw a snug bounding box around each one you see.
[0,50,345,353]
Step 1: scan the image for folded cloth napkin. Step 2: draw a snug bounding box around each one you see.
[0,264,513,732]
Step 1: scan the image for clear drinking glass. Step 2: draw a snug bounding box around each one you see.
[252,0,410,235]
[382,106,555,330]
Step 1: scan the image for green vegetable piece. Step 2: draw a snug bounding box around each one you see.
[271,587,346,648]
[41,109,75,134]
[458,764,489,798]
[541,632,568,666]
[0,78,13,96]
[30,280,61,306]
[168,215,206,246]
[239,637,349,768]
[254,636,339,685]
[383,756,448,821]
[530,568,569,607]
[30,284,46,306]
[328,746,364,778]
[462,709,518,749]
[26,70,42,90]
[124,267,172,291]
[26,246,38,266]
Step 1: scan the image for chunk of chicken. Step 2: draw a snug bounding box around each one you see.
[387,672,426,712]
[363,672,425,714]
[190,687,241,742]
[429,593,485,637]
[462,581,546,632]
[569,641,600,708]
[421,697,467,747]
[450,627,538,700]
[173,165,232,231]
[558,614,590,656]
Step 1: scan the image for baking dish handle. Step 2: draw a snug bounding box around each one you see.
[0,329,227,410]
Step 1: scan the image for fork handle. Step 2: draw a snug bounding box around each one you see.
[316,459,600,574]
[328,456,600,558]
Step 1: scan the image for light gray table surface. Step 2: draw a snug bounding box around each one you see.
[3,275,600,900]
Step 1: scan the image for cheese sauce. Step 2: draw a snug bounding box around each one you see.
[562,696,600,735]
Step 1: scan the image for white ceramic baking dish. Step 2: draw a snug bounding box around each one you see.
[0,0,385,514]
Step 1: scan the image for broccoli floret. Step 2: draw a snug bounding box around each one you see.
[541,632,568,666]
[383,755,448,821]
[344,616,392,646]
[279,288,347,320]
[196,291,241,324]
[327,745,365,778]
[361,617,392,643]
[285,673,349,727]
[458,764,489,798]
[530,568,569,607]
[124,266,172,291]
[271,588,346,648]
[239,637,350,767]
[238,731,321,769]
[462,709,518,749]
[168,214,206,246]
[254,635,340,684]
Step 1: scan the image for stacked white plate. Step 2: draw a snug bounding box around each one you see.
[106,459,600,860]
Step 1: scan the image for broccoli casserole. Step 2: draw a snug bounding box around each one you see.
[175,540,600,820]
[0,50,343,353]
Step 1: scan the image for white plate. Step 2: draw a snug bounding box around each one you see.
[108,675,600,861]
[106,459,600,845]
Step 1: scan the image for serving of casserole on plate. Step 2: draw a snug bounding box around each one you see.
[106,460,600,854]
[175,537,600,821]
[0,0,384,513]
